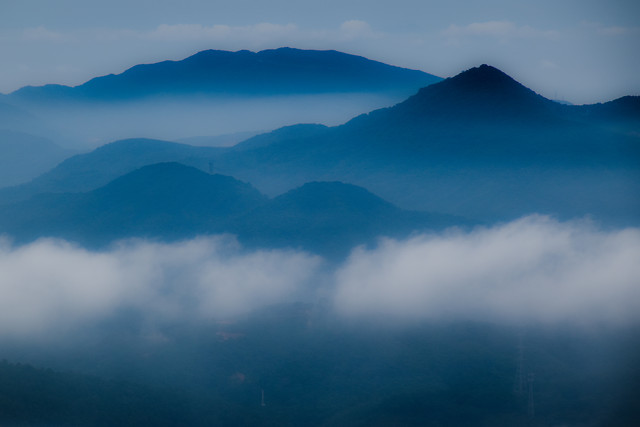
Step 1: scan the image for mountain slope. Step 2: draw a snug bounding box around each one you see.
[10,48,441,102]
[0,138,225,205]
[0,100,57,138]
[211,65,640,225]
[0,130,75,187]
[231,181,464,256]
[6,48,442,147]
[0,165,462,255]
[0,162,267,245]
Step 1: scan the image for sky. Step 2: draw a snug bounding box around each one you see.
[0,0,638,104]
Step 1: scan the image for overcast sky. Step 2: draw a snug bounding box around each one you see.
[0,0,638,104]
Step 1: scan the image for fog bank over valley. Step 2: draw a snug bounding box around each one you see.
[1,216,638,340]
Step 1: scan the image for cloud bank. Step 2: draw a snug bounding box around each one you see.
[0,236,322,336]
[442,21,559,40]
[334,216,640,324]
[1,216,639,338]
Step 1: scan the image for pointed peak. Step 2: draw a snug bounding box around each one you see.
[447,64,522,90]
[389,64,555,122]
[424,63,549,104]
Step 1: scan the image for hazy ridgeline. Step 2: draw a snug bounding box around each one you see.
[0,49,638,425]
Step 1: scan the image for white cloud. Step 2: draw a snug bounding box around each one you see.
[1,218,638,339]
[0,236,321,336]
[339,20,376,39]
[22,26,66,42]
[539,59,558,70]
[334,216,640,325]
[442,21,559,40]
[596,25,640,36]
[146,22,299,42]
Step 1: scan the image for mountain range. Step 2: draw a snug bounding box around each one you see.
[0,49,639,427]
[1,48,441,146]
[0,162,462,257]
[0,130,74,187]
[0,55,638,255]
[9,48,441,103]
[210,65,640,224]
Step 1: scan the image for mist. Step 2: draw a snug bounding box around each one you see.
[1,215,638,340]
[15,93,405,149]
[1,216,639,425]
[0,235,322,337]
[334,215,640,325]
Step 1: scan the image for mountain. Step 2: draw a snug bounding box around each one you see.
[0,138,225,205]
[5,48,442,147]
[0,164,461,255]
[230,181,464,256]
[570,95,640,134]
[0,100,37,127]
[393,64,557,120]
[0,130,75,188]
[3,64,637,228]
[210,65,640,225]
[10,48,441,103]
[0,100,58,139]
[0,162,267,245]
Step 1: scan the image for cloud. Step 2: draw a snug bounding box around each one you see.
[539,59,558,70]
[22,26,66,42]
[144,20,378,45]
[339,20,376,39]
[442,21,559,40]
[0,236,322,336]
[1,216,638,339]
[334,216,640,325]
[146,23,299,42]
[596,25,640,36]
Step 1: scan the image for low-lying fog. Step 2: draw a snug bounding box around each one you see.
[1,215,638,339]
[22,93,403,149]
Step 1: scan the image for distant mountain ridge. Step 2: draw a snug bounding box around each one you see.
[210,64,640,224]
[1,64,637,230]
[0,163,460,257]
[0,138,224,204]
[0,130,75,187]
[2,48,443,147]
[9,48,442,102]
[231,181,463,256]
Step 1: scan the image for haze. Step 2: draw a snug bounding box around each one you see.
[0,1,638,425]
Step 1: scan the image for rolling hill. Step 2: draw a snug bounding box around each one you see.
[0,163,266,245]
[0,163,460,256]
[0,138,225,205]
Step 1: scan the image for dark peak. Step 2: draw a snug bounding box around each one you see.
[97,162,264,201]
[444,64,533,95]
[392,63,554,120]
[465,64,509,77]
[187,48,254,60]
[277,181,395,210]
[98,162,205,188]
